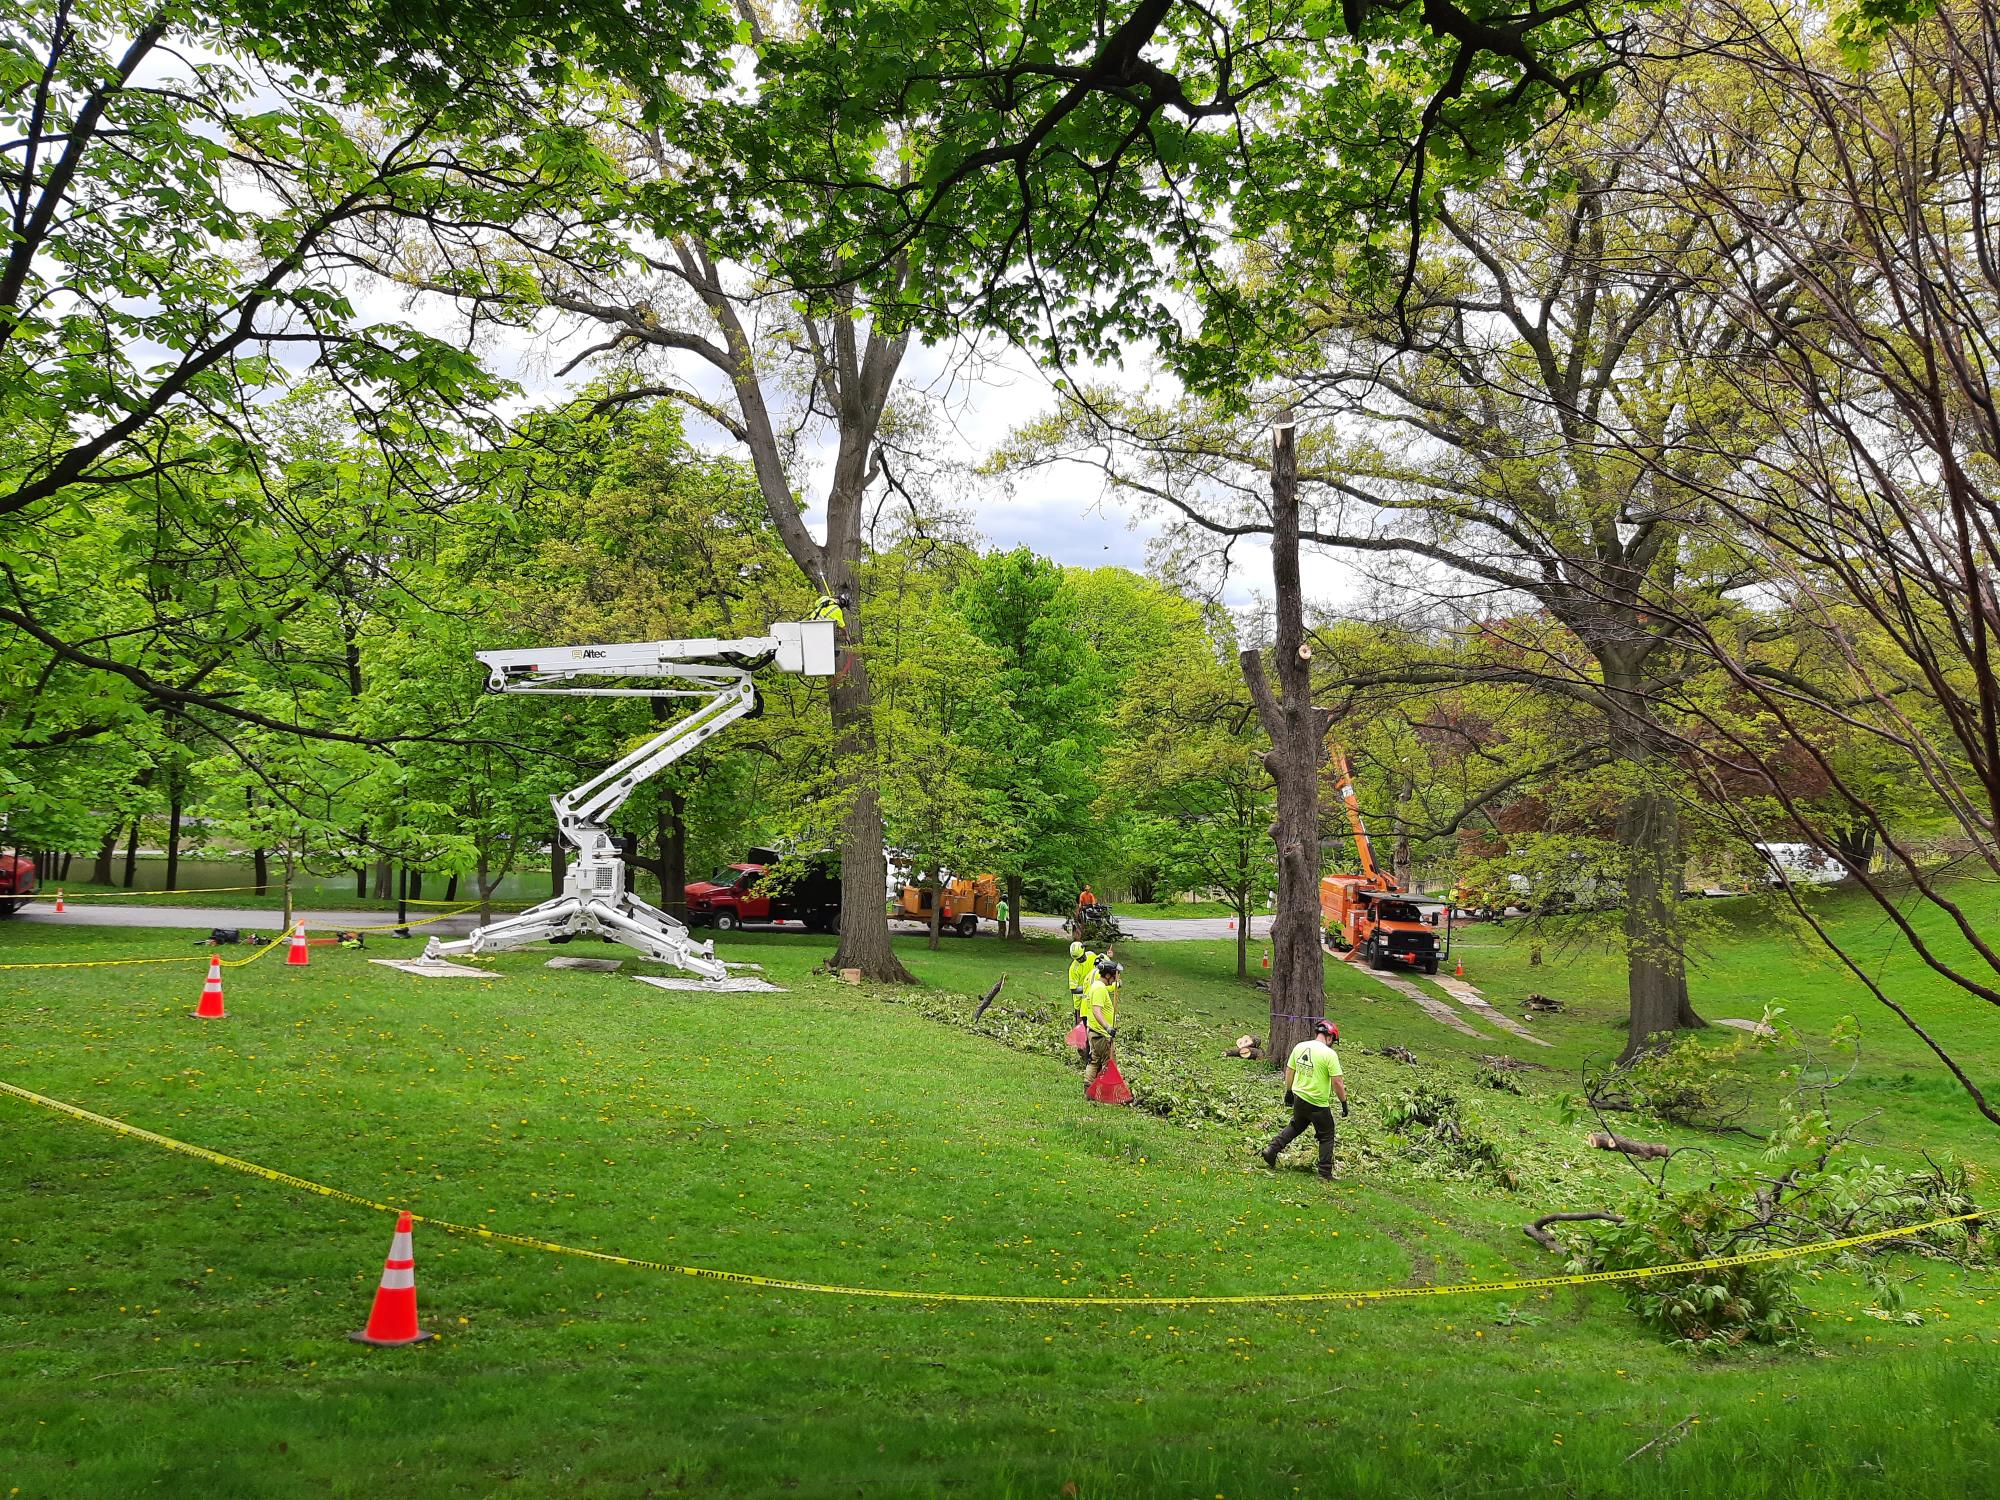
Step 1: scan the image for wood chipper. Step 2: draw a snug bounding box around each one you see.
[892,874,1001,937]
[1320,749,1449,974]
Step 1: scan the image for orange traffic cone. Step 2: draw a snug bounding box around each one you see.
[1261,952,1271,970]
[1454,956,1464,978]
[286,920,310,966]
[192,956,226,1019]
[54,889,64,914]
[350,1212,433,1347]
[1227,918,1236,931]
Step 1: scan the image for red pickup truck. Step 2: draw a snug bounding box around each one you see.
[0,850,40,914]
[684,852,841,933]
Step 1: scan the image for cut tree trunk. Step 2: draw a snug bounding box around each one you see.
[1241,416,1332,1066]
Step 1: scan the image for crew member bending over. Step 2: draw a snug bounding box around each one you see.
[1261,1021,1348,1180]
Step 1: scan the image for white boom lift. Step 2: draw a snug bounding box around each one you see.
[423,620,837,980]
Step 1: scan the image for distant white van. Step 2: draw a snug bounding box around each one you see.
[1753,842,1844,887]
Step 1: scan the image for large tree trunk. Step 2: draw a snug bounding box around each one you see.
[1607,695,1704,1059]
[1242,417,1331,1066]
[121,819,141,888]
[826,546,915,983]
[1236,887,1250,980]
[1005,873,1023,940]
[164,784,183,891]
[550,816,564,898]
[88,828,116,886]
[660,786,688,924]
[372,855,392,901]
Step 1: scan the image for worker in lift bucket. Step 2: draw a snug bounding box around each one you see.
[1083,956,1120,1091]
[811,588,850,632]
[1260,1021,1348,1180]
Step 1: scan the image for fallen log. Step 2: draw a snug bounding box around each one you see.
[1588,1130,1673,1160]
[1522,1210,1627,1253]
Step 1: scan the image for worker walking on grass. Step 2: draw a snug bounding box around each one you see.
[996,893,1010,936]
[1260,1021,1348,1180]
[1083,956,1120,1092]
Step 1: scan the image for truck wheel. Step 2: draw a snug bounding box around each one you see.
[1366,940,1386,970]
[1423,958,1440,976]
[957,914,978,938]
[715,912,738,932]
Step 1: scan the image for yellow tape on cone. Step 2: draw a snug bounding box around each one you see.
[0,906,479,970]
[0,1078,1983,1308]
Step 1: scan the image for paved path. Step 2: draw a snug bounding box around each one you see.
[8,902,1271,943]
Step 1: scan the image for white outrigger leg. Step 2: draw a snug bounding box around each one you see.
[424,621,836,982]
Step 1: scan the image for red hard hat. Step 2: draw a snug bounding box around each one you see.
[1314,1020,1339,1041]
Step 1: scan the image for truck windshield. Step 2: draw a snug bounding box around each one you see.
[1377,901,1422,922]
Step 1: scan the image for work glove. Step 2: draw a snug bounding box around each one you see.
[1339,1098,1350,1117]
[1283,1089,1296,1108]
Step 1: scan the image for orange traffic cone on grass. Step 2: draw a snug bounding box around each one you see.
[54,889,64,914]
[350,1212,433,1347]
[192,956,226,1019]
[1454,956,1464,978]
[286,920,310,966]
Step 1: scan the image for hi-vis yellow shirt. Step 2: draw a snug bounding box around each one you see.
[1285,1039,1343,1108]
[1068,951,1099,1012]
[1085,977,1118,1035]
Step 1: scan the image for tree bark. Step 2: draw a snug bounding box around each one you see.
[444,873,458,902]
[89,827,116,886]
[354,866,366,899]
[825,538,915,983]
[550,816,564,898]
[660,786,688,923]
[1236,887,1250,980]
[1241,417,1332,1066]
[1005,873,1023,940]
[164,783,182,891]
[1607,697,1705,1059]
[121,818,141,888]
[372,855,392,901]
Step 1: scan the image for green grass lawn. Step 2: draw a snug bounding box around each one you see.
[1,889,1994,1499]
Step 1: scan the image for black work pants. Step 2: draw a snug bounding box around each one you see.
[1267,1098,1337,1178]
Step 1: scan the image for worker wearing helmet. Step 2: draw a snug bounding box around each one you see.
[1083,957,1120,1090]
[1260,1020,1348,1180]
[811,589,850,631]
[1065,940,1098,1059]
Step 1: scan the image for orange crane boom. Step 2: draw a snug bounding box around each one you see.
[1331,747,1395,890]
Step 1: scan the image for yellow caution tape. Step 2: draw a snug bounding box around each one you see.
[38,885,276,901]
[0,933,291,973]
[0,906,480,970]
[334,904,481,935]
[0,1077,1984,1307]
